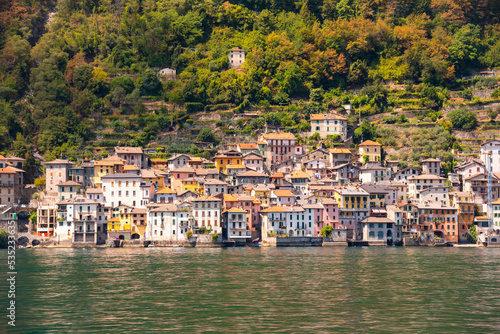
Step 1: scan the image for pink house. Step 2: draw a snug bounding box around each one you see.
[270,189,296,206]
[320,197,339,228]
[223,194,261,231]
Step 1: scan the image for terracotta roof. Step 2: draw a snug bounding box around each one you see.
[260,206,288,213]
[192,195,221,202]
[45,159,74,165]
[0,168,16,174]
[329,148,351,154]
[86,188,103,194]
[124,165,139,170]
[224,207,247,213]
[238,143,258,150]
[237,170,268,177]
[172,166,196,173]
[94,155,126,165]
[226,164,246,169]
[271,172,284,178]
[273,189,295,197]
[58,181,81,186]
[359,140,381,146]
[157,187,176,194]
[310,113,347,121]
[290,170,310,179]
[262,132,296,140]
[115,146,143,154]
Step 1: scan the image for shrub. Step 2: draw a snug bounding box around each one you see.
[321,225,333,237]
[211,234,219,243]
[186,230,193,239]
[185,102,204,113]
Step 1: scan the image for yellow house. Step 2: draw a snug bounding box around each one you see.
[182,177,203,194]
[141,169,167,189]
[358,140,382,163]
[333,186,370,226]
[94,155,126,187]
[214,149,243,173]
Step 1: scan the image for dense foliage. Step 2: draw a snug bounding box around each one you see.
[2,0,500,157]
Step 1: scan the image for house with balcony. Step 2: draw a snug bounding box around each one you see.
[333,186,370,240]
[222,207,252,243]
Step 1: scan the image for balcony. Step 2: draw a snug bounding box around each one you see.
[229,230,251,238]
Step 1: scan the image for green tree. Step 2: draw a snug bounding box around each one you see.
[0,229,8,248]
[448,108,477,129]
[466,224,478,244]
[197,128,216,143]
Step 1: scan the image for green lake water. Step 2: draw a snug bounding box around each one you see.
[1,247,499,333]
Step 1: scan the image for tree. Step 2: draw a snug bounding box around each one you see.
[0,229,8,248]
[34,177,46,191]
[488,109,498,122]
[140,70,162,96]
[197,128,216,143]
[466,224,478,244]
[448,108,477,129]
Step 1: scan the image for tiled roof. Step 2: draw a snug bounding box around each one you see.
[310,113,347,121]
[157,187,176,194]
[260,206,288,213]
[359,140,381,146]
[45,159,74,165]
[115,146,143,154]
[273,189,295,197]
[262,132,296,140]
[329,148,351,154]
[238,143,258,149]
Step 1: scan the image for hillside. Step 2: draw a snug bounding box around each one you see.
[2,0,500,178]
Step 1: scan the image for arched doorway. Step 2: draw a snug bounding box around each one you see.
[131,233,140,240]
[118,235,125,240]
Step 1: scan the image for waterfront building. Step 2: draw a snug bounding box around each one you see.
[333,186,370,240]
[222,207,252,243]
[361,217,401,245]
[192,196,222,234]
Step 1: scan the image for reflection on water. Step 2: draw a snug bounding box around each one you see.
[2,247,500,333]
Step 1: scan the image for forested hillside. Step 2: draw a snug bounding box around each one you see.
[2,0,500,176]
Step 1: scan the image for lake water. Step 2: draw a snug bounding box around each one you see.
[1,247,500,333]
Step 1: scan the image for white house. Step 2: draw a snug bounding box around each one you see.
[223,207,252,242]
[361,217,401,245]
[310,113,348,140]
[407,174,446,200]
[192,196,222,234]
[167,154,190,171]
[228,47,246,68]
[101,173,153,208]
[359,163,391,183]
[203,179,228,196]
[481,139,500,173]
[146,203,191,242]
